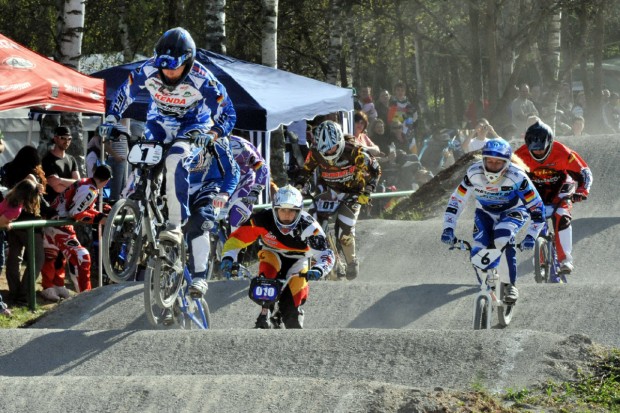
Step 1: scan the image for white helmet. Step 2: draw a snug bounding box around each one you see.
[272,185,304,234]
[314,120,345,164]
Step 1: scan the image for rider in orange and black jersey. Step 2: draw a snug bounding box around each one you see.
[515,121,593,274]
[295,120,381,280]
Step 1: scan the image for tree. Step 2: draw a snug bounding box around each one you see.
[204,0,227,53]
[261,0,278,68]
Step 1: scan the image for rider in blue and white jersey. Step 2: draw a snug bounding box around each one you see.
[441,138,545,302]
[105,27,236,246]
[185,137,239,297]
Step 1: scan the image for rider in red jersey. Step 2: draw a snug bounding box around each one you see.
[515,121,593,274]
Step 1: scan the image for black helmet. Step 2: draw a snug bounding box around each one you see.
[525,121,554,162]
[154,27,196,88]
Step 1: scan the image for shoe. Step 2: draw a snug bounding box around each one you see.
[345,259,359,280]
[189,277,209,298]
[255,313,272,329]
[504,284,519,303]
[161,308,174,326]
[560,260,574,274]
[40,287,61,302]
[0,307,11,317]
[54,286,71,299]
[159,224,183,245]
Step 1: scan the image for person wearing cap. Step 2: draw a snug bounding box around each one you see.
[40,165,112,301]
[41,125,80,204]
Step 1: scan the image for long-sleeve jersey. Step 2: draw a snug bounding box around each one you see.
[107,59,236,140]
[51,178,105,224]
[296,143,381,194]
[229,135,269,188]
[514,141,592,204]
[443,161,545,238]
[187,137,240,196]
[223,209,335,277]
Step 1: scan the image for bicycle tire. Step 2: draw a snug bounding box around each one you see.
[205,232,219,281]
[102,199,144,283]
[473,295,490,330]
[533,236,550,283]
[182,297,211,330]
[497,285,515,327]
[153,241,186,309]
[143,262,165,327]
[326,229,346,281]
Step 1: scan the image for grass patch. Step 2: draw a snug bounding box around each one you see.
[0,301,57,328]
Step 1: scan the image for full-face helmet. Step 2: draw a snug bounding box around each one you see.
[481,138,512,183]
[272,185,304,235]
[525,121,554,162]
[314,121,345,164]
[154,27,196,88]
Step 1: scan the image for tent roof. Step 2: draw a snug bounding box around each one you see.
[92,50,353,131]
[0,34,106,114]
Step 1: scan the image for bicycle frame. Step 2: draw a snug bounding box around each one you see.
[174,266,210,329]
[310,192,347,280]
[534,201,568,284]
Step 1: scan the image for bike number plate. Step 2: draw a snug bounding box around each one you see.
[128,142,164,166]
[471,248,502,270]
[316,199,340,214]
[249,278,281,305]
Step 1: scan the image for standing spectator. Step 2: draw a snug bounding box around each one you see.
[602,92,620,133]
[462,118,498,153]
[375,89,391,127]
[510,83,539,134]
[368,118,390,154]
[389,120,412,154]
[106,119,130,202]
[387,80,417,130]
[572,91,586,120]
[358,86,378,121]
[353,111,381,156]
[85,134,103,178]
[42,125,80,203]
[1,146,51,305]
[571,116,586,137]
[41,165,112,301]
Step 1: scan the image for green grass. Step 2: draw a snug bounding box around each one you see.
[0,301,56,328]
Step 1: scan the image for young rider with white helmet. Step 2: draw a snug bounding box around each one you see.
[220,185,334,329]
[441,138,545,302]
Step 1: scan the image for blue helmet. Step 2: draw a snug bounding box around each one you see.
[481,138,512,183]
[154,27,196,88]
[525,121,554,161]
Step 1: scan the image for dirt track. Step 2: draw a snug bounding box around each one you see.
[0,135,617,412]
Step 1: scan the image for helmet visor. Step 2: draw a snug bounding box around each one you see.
[154,54,188,70]
[525,134,546,151]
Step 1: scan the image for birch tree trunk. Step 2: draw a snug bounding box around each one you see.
[118,0,133,62]
[540,6,562,130]
[590,0,606,132]
[57,0,86,177]
[204,0,227,54]
[261,0,278,68]
[326,0,343,85]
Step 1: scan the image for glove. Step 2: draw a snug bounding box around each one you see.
[573,190,588,202]
[194,133,216,148]
[213,193,229,209]
[102,203,112,213]
[357,192,371,205]
[520,235,536,251]
[441,228,456,245]
[305,268,322,281]
[244,185,264,205]
[220,258,234,279]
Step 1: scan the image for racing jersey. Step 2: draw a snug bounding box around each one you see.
[229,135,269,188]
[187,137,240,196]
[515,141,592,204]
[443,161,545,238]
[222,209,335,276]
[51,178,106,224]
[107,58,236,140]
[297,142,381,194]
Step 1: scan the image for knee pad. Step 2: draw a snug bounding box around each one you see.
[557,215,571,231]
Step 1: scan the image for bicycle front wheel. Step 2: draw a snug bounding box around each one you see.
[473,295,491,330]
[533,236,550,283]
[153,241,186,309]
[143,262,165,327]
[102,199,144,283]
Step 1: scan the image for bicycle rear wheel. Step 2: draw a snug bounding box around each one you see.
[153,241,186,309]
[534,237,550,283]
[143,262,166,327]
[473,295,491,330]
[102,199,143,283]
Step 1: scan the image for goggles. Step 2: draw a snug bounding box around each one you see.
[154,53,189,70]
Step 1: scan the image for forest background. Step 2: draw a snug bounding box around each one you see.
[1,0,619,137]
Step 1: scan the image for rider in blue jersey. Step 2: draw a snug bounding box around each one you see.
[105,27,236,246]
[441,138,545,302]
[185,137,239,297]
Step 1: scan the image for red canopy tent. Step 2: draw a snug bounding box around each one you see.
[0,33,105,113]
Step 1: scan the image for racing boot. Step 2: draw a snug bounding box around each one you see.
[340,234,358,280]
[282,308,304,329]
[159,223,183,245]
[255,308,272,329]
[504,283,519,303]
[560,259,574,274]
[189,277,209,298]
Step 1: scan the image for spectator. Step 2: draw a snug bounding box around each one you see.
[42,125,79,204]
[358,86,378,121]
[510,83,539,135]
[85,134,103,178]
[572,91,586,120]
[375,89,391,126]
[571,116,586,137]
[353,111,381,156]
[41,165,112,301]
[0,146,51,305]
[602,92,620,133]
[462,118,498,153]
[106,119,130,202]
[368,118,390,154]
[389,120,412,154]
